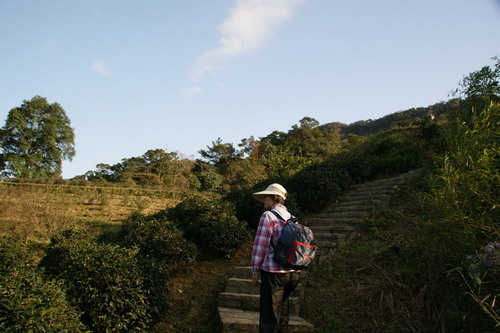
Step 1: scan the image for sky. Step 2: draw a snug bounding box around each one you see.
[0,0,499,179]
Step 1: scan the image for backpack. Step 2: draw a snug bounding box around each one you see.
[271,210,318,270]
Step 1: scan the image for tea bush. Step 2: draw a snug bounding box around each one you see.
[121,213,199,322]
[40,231,151,332]
[122,212,198,266]
[289,160,353,213]
[0,237,86,332]
[166,198,250,257]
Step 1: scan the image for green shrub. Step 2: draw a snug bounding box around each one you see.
[122,212,198,266]
[166,198,250,256]
[363,133,424,175]
[289,160,353,213]
[40,231,151,332]
[0,237,86,332]
[121,212,199,322]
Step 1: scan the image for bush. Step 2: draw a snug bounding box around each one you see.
[289,160,353,213]
[0,237,86,332]
[121,212,199,322]
[40,230,151,332]
[122,212,198,266]
[166,198,250,257]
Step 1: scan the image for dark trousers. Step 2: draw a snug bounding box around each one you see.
[259,271,301,333]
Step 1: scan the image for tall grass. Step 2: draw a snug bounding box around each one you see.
[0,186,76,243]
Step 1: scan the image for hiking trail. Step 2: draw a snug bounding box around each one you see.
[217,169,425,332]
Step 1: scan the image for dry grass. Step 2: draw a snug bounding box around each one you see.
[301,186,444,332]
[0,183,179,243]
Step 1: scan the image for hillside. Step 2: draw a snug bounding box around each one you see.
[0,60,498,332]
[320,99,457,138]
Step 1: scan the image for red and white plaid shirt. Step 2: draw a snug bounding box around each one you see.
[251,204,296,275]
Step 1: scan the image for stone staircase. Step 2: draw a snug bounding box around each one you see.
[217,169,425,332]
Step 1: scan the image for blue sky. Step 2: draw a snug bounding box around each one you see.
[0,0,499,179]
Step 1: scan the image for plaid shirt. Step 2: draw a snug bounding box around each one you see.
[251,204,296,275]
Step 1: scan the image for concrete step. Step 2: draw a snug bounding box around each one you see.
[232,266,253,279]
[315,239,343,248]
[342,193,392,201]
[351,179,405,189]
[219,292,301,315]
[313,211,368,219]
[324,204,372,213]
[346,188,396,196]
[309,225,357,233]
[328,198,389,209]
[314,232,347,240]
[305,217,362,227]
[340,193,392,202]
[225,278,302,297]
[218,307,314,333]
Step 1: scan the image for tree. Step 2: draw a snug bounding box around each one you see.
[0,96,75,178]
[453,56,500,102]
[199,138,242,171]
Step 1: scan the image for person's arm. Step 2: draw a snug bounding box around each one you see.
[251,212,272,284]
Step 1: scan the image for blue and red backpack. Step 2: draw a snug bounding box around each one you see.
[271,211,318,270]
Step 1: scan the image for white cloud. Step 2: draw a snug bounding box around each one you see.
[182,85,202,98]
[90,60,114,78]
[186,0,307,95]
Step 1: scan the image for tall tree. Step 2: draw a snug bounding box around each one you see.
[0,96,75,178]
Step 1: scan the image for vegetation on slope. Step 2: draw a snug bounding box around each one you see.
[0,58,497,331]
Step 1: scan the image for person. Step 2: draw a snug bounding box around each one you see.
[251,183,301,333]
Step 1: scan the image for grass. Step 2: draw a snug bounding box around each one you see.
[301,183,439,332]
[0,183,179,244]
[0,183,253,332]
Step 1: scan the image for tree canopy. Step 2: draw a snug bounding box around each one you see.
[0,96,75,178]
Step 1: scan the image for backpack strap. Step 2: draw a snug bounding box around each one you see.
[271,210,285,222]
[269,210,284,250]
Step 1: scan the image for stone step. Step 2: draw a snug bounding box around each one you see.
[342,193,392,201]
[351,179,405,189]
[313,211,368,219]
[309,225,357,233]
[218,307,314,333]
[219,292,301,315]
[350,184,400,193]
[314,232,347,240]
[305,217,362,227]
[324,205,372,213]
[327,198,389,209]
[232,266,253,279]
[225,278,302,297]
[346,188,396,196]
[315,239,343,248]
[340,193,392,202]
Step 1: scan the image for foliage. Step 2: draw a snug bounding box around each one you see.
[199,137,242,173]
[0,96,75,178]
[122,212,198,267]
[192,160,223,192]
[425,78,499,326]
[83,148,196,189]
[165,197,251,257]
[0,237,87,332]
[227,126,431,224]
[339,100,454,137]
[40,229,152,332]
[452,56,500,106]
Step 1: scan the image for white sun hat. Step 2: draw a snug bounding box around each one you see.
[252,183,288,203]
